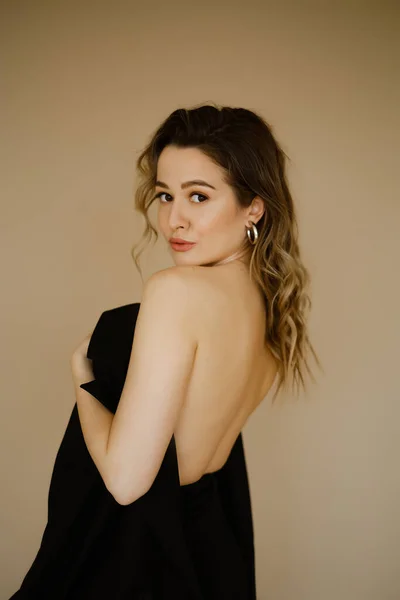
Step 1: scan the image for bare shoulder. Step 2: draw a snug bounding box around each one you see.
[144,265,212,297]
[142,266,216,330]
[141,264,206,311]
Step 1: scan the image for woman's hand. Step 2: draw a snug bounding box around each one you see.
[70,330,95,382]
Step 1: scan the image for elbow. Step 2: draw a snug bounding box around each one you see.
[104,454,153,506]
[107,480,138,506]
[107,475,150,506]
[112,491,136,506]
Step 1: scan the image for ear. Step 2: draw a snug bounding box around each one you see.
[247,195,265,225]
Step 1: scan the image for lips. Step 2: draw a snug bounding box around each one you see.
[170,239,195,244]
[169,239,196,252]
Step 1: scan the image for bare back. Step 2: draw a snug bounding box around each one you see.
[174,263,279,486]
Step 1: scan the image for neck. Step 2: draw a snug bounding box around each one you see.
[207,246,251,267]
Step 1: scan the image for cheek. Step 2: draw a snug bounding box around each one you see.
[157,208,167,231]
[197,210,234,235]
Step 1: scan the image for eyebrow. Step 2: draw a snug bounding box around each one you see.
[155,179,216,190]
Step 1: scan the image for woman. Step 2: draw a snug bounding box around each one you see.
[10,103,320,599]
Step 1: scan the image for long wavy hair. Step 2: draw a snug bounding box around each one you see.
[131,102,322,401]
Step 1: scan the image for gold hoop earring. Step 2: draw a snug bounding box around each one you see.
[246,221,258,246]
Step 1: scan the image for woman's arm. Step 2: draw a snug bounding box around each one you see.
[71,268,198,505]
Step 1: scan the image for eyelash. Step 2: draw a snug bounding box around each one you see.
[154,191,208,204]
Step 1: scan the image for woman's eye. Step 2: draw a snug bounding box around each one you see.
[156,192,171,203]
[155,192,208,203]
[191,193,208,203]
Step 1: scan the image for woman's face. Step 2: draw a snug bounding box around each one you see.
[156,145,262,267]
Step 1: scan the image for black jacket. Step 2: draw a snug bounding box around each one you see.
[10,302,256,599]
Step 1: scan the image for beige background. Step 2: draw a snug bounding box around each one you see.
[1,1,399,598]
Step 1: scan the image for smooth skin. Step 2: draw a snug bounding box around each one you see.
[72,146,278,505]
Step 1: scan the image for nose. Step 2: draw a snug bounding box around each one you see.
[167,197,190,232]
